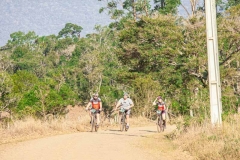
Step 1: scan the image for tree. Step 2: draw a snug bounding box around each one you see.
[117,16,183,73]
[99,0,151,21]
[179,0,201,17]
[7,31,37,47]
[153,0,181,14]
[116,15,188,114]
[227,0,240,7]
[0,71,16,111]
[217,4,240,113]
[58,23,83,39]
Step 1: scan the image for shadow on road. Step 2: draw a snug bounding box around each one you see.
[98,132,147,138]
[96,129,162,139]
[138,130,157,133]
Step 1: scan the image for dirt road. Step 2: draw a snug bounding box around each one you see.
[0,125,176,160]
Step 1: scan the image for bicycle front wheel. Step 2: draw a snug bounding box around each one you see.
[95,115,99,132]
[159,115,164,132]
[91,116,95,132]
[120,115,125,132]
[157,117,161,133]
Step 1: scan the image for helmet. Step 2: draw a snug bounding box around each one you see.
[157,96,162,100]
[92,93,98,97]
[123,92,129,97]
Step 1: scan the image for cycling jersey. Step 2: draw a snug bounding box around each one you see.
[90,98,101,110]
[118,98,133,110]
[157,102,165,111]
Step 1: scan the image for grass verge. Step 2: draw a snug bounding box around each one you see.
[167,115,240,160]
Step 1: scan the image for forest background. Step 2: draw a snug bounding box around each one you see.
[1,0,240,122]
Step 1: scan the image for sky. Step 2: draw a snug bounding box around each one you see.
[0,0,112,46]
[0,0,202,47]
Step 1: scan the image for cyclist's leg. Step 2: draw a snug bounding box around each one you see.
[96,111,100,125]
[161,111,166,126]
[126,110,131,127]
[90,113,94,125]
[88,110,91,117]
[89,110,92,123]
[162,112,166,120]
[118,111,122,124]
[156,111,161,124]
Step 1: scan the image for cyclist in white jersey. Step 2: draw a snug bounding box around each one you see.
[114,93,134,129]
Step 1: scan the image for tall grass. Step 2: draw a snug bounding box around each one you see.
[171,114,240,160]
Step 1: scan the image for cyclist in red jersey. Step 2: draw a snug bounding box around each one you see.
[153,96,166,128]
[85,93,102,127]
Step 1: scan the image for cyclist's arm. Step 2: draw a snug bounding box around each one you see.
[129,102,134,109]
[115,101,121,110]
[163,104,167,111]
[129,99,134,109]
[100,102,103,111]
[85,102,91,110]
[152,98,157,106]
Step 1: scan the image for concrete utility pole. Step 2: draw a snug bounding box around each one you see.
[205,0,222,125]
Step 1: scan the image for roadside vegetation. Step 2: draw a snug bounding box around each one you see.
[1,1,240,159]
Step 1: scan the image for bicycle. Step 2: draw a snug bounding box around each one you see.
[156,110,165,133]
[119,108,128,132]
[103,110,115,124]
[90,109,100,132]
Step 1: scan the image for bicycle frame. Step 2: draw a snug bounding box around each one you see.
[156,110,164,132]
[119,108,127,132]
[90,109,99,132]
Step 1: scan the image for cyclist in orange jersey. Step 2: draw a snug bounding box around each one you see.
[85,93,102,127]
[153,96,166,128]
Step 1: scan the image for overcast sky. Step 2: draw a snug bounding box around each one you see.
[0,0,202,47]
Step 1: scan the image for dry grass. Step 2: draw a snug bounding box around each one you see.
[171,114,240,160]
[0,106,91,144]
[0,106,154,144]
[131,116,155,126]
[136,133,195,160]
[0,116,87,144]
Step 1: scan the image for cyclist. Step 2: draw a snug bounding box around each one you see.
[114,92,134,130]
[153,96,166,128]
[85,93,102,127]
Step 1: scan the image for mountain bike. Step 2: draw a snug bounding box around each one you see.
[156,110,165,133]
[119,108,128,132]
[90,109,100,132]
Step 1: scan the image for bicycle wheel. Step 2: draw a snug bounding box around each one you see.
[91,116,95,132]
[125,115,129,131]
[159,115,164,132]
[156,117,161,133]
[120,114,125,132]
[95,115,99,132]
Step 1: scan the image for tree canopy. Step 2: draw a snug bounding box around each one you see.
[1,3,240,121]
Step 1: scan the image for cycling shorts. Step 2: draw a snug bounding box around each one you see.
[90,109,101,115]
[119,109,131,115]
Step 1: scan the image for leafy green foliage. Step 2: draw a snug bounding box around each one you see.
[58,23,83,39]
[0,72,15,111]
[7,31,37,47]
[153,0,180,14]
[227,0,240,8]
[1,5,240,120]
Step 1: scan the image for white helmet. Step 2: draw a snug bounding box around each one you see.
[92,93,99,97]
[123,92,129,97]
